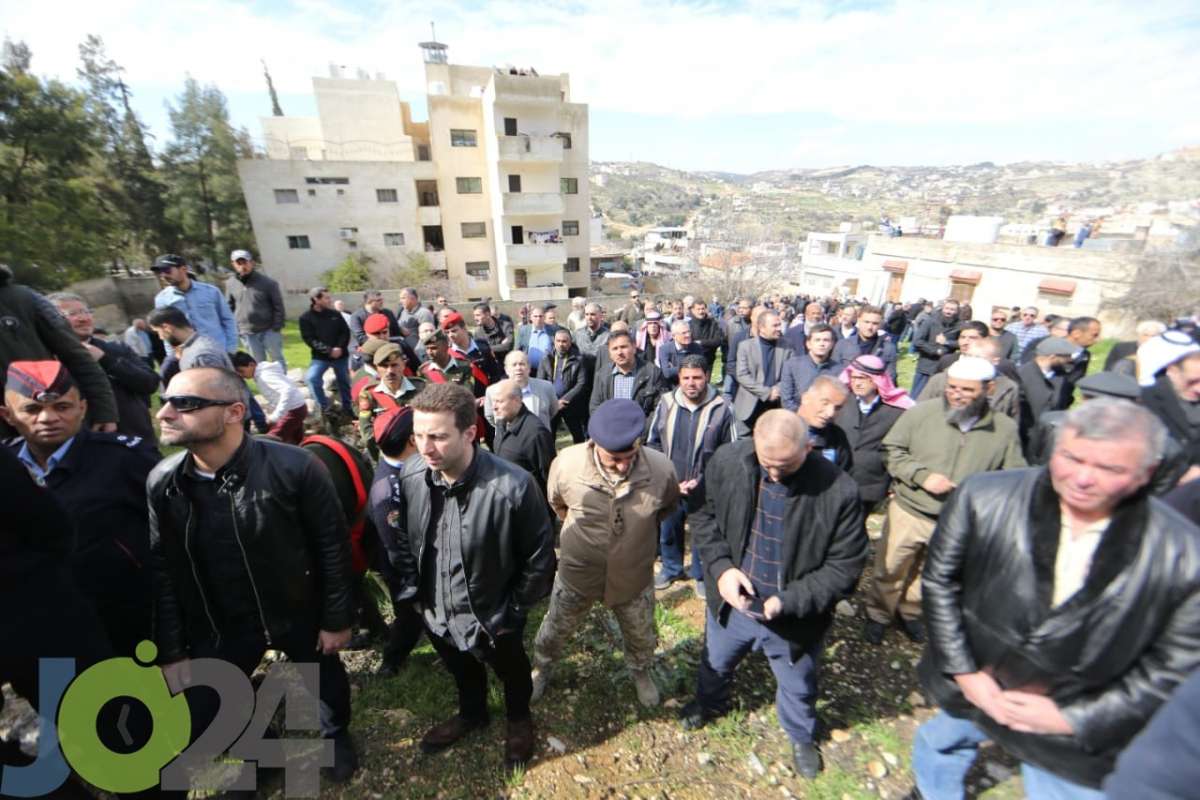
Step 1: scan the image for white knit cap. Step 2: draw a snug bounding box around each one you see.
[946,356,996,382]
[1137,332,1200,386]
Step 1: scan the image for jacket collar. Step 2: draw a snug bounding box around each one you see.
[672,384,718,411]
[1026,467,1151,619]
[178,433,253,492]
[580,441,651,495]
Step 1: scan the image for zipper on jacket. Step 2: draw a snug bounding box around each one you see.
[455,492,495,647]
[228,492,273,646]
[183,504,221,648]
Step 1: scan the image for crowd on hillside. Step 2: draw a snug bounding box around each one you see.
[2,248,1200,799]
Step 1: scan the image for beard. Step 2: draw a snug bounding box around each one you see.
[943,393,989,426]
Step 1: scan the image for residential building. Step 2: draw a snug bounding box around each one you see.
[640,227,690,273]
[798,226,867,295]
[237,40,590,301]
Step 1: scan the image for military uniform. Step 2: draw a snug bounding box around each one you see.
[416,357,475,389]
[357,376,425,456]
[8,429,161,655]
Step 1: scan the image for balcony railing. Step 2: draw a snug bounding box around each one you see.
[498,135,564,163]
[503,192,564,216]
[506,242,567,266]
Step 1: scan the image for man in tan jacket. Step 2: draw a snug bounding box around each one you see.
[532,398,680,707]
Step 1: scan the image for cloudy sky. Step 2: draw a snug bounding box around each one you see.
[4,0,1199,173]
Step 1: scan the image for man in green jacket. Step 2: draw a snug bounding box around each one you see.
[865,356,1025,645]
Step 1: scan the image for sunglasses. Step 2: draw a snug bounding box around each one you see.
[162,395,237,413]
[991,316,1007,322]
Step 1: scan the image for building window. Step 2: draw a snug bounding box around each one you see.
[560,177,578,194]
[305,177,349,185]
[504,117,518,136]
[417,144,431,161]
[456,177,483,194]
[564,257,581,273]
[287,235,310,249]
[336,189,345,196]
[465,261,490,279]
[508,174,522,193]
[450,129,478,147]
[376,188,398,203]
[383,232,406,247]
[306,189,316,197]
[274,189,299,204]
[461,222,486,239]
[563,220,580,236]
[416,180,439,207]
[554,132,573,149]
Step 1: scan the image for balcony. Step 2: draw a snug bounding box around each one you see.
[417,206,441,226]
[506,242,566,266]
[498,135,564,163]
[503,192,564,216]
[509,285,569,302]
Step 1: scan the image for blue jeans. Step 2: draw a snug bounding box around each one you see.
[305,356,352,411]
[659,502,702,581]
[911,370,931,399]
[696,608,820,745]
[242,329,286,370]
[912,711,1104,800]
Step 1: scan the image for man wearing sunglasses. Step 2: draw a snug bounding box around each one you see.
[988,309,1019,362]
[149,367,359,785]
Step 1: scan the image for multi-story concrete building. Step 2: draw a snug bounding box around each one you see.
[639,227,690,273]
[237,40,590,302]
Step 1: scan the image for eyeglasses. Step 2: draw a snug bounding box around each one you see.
[991,316,1007,322]
[61,308,93,319]
[162,395,236,413]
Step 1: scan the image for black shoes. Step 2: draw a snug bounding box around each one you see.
[792,741,823,779]
[325,733,359,783]
[900,617,926,644]
[864,619,887,644]
[419,714,490,754]
[678,700,717,731]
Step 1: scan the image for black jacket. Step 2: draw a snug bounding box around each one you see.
[89,336,159,441]
[690,439,867,658]
[589,357,667,418]
[0,267,118,424]
[1143,375,1200,468]
[537,346,588,413]
[689,316,724,364]
[148,436,355,661]
[226,269,285,334]
[350,307,401,346]
[298,306,351,361]
[912,313,960,376]
[1016,360,1068,450]
[493,407,556,498]
[835,398,905,504]
[920,468,1200,788]
[383,449,556,637]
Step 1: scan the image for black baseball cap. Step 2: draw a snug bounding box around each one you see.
[151,254,188,272]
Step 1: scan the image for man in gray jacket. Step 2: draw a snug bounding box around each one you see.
[733,309,793,436]
[225,250,287,368]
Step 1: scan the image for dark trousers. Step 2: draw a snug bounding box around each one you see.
[382,601,426,667]
[426,626,533,722]
[552,410,588,444]
[658,502,702,580]
[911,370,931,400]
[187,629,352,741]
[696,608,821,744]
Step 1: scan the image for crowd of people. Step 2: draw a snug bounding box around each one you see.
[3,250,1200,799]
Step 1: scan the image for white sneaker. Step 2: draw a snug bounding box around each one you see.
[530,666,549,704]
[631,670,660,707]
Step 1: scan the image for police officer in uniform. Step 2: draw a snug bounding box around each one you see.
[2,360,160,655]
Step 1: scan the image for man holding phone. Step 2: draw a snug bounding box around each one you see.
[679,409,867,779]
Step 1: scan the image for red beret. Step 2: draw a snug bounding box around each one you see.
[374,406,414,454]
[363,313,390,335]
[5,360,76,402]
[441,311,466,331]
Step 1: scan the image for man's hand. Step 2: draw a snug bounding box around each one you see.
[83,342,106,361]
[317,628,352,654]
[955,671,1008,724]
[921,473,958,495]
[1179,465,1200,485]
[935,333,947,345]
[768,386,780,402]
[763,595,784,620]
[161,659,193,694]
[998,691,1074,735]
[91,422,118,433]
[679,479,699,495]
[330,347,344,359]
[717,568,755,612]
[556,399,567,412]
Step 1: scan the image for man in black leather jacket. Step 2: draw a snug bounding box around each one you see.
[382,383,556,773]
[911,399,1200,799]
[148,367,359,786]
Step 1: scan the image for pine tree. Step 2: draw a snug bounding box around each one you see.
[161,77,255,271]
[0,40,111,287]
[77,34,171,268]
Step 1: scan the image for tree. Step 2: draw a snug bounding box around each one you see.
[386,251,450,299]
[1103,227,1199,323]
[0,40,111,287]
[322,253,374,292]
[161,77,254,269]
[77,35,171,268]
